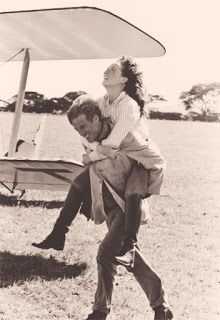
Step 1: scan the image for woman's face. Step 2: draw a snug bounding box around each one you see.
[102,62,127,88]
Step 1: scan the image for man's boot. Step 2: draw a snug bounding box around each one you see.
[154,305,173,320]
[85,310,107,320]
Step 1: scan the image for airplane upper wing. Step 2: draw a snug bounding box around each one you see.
[0,157,85,192]
[0,6,165,61]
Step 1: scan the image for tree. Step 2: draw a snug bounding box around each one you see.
[0,98,9,105]
[148,94,166,103]
[4,90,87,113]
[5,92,45,112]
[54,91,87,113]
[179,83,220,116]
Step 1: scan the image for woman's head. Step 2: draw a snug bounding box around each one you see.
[102,56,146,114]
[102,62,127,90]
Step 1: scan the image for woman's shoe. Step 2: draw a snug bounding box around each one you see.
[115,247,136,268]
[32,225,68,251]
[115,237,137,268]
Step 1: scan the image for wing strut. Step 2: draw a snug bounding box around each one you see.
[8,49,30,156]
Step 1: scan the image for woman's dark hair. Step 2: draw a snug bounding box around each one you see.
[67,95,102,123]
[118,56,146,115]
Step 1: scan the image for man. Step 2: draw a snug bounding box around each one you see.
[33,96,173,320]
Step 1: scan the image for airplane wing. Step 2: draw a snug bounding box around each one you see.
[0,6,165,61]
[0,158,85,192]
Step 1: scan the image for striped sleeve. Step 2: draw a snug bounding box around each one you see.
[101,101,140,147]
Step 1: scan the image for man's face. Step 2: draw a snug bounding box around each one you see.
[71,114,101,142]
[102,62,127,88]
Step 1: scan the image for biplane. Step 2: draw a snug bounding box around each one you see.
[0,6,165,195]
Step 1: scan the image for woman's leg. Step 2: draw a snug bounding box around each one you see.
[32,168,91,250]
[123,193,142,249]
[116,164,149,263]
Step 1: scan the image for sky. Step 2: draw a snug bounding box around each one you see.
[0,0,220,111]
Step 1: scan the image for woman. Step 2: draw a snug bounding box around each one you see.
[82,56,165,266]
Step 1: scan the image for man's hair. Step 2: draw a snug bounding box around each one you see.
[66,94,102,123]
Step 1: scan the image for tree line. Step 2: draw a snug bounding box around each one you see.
[1,83,220,122]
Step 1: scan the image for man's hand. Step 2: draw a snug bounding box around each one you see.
[82,154,92,166]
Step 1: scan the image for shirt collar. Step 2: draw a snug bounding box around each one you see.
[97,119,112,142]
[105,91,127,107]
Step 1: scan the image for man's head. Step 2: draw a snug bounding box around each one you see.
[67,95,102,142]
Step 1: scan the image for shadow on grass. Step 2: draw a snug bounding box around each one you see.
[0,193,64,208]
[0,251,87,288]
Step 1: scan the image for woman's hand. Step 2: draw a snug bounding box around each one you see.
[82,154,92,166]
[97,144,119,157]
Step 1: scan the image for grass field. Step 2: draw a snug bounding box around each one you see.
[0,114,220,320]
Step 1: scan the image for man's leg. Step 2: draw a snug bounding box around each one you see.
[32,168,91,250]
[132,249,173,319]
[87,208,172,319]
[132,249,166,308]
[92,209,124,314]
[85,184,125,320]
[118,164,173,319]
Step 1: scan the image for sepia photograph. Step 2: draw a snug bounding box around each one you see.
[0,1,219,319]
